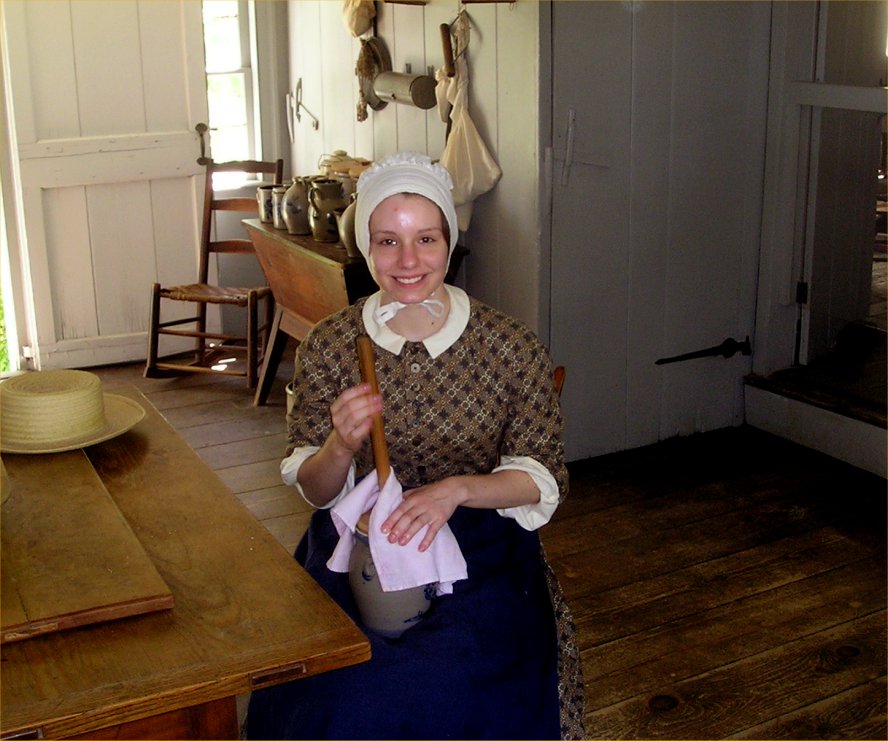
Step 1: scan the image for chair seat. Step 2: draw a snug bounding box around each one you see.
[160,283,272,306]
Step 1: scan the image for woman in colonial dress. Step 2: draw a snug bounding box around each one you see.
[246,152,584,740]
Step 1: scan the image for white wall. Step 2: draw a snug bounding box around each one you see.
[286,0,542,331]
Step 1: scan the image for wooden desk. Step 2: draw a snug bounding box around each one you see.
[244,219,377,406]
[0,387,370,740]
[244,219,469,407]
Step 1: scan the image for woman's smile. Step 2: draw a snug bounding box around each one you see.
[368,193,449,304]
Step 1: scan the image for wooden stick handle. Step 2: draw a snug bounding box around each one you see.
[356,335,390,487]
[440,23,455,78]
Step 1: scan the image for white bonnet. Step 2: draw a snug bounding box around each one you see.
[354,152,459,271]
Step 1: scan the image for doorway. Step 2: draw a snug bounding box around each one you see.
[746,1,886,477]
[759,1,887,431]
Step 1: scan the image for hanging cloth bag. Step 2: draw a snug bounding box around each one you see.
[438,19,501,231]
[342,0,375,37]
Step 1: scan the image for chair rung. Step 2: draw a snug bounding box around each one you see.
[157,316,202,329]
[154,361,247,378]
[211,197,259,212]
[158,327,244,342]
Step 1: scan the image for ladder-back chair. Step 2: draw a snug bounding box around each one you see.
[553,366,565,397]
[144,158,284,387]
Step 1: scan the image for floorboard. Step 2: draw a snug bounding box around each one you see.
[86,352,886,740]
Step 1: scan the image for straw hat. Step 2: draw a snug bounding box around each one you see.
[0,370,145,454]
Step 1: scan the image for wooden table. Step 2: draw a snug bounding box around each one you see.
[244,219,468,406]
[0,386,370,740]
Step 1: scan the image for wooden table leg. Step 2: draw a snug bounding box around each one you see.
[253,307,289,407]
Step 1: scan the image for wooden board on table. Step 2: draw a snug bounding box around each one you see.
[1,450,173,643]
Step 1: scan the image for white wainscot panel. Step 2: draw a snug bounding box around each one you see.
[87,180,157,337]
[44,186,98,341]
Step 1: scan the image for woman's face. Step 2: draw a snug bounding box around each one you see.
[368,193,449,304]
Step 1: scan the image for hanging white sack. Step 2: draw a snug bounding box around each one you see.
[438,39,501,231]
[342,0,375,38]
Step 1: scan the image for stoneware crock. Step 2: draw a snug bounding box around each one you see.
[348,520,433,639]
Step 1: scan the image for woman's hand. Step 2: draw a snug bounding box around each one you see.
[329,383,383,454]
[380,477,468,552]
[298,383,382,508]
[379,470,540,551]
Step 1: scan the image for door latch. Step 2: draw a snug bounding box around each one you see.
[655,336,752,365]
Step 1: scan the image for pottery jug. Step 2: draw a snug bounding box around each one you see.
[332,172,356,200]
[282,177,311,235]
[335,196,360,258]
[272,186,288,229]
[348,522,433,638]
[256,185,276,223]
[308,178,346,242]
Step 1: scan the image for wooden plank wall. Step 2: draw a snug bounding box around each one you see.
[5,0,205,368]
[285,0,543,331]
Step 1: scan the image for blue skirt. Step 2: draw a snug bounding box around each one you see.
[246,505,562,740]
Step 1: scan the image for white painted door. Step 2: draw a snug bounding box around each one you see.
[548,1,770,460]
[2,0,208,369]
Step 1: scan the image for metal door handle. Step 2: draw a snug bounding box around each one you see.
[195,122,209,165]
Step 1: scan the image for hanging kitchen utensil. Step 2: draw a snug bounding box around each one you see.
[356,37,391,121]
[372,70,437,110]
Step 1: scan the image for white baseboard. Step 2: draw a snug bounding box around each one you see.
[745,385,887,479]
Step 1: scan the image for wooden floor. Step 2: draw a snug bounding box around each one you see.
[91,352,886,740]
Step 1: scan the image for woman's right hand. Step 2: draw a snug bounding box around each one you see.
[329,383,383,454]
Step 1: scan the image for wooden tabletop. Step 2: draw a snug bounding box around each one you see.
[0,386,370,739]
[2,449,175,643]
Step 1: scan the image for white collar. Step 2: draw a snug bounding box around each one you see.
[362,285,470,359]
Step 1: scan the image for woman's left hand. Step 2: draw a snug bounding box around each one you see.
[380,478,466,552]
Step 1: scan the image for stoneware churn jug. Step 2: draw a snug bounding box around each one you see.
[282,177,311,235]
[308,178,346,242]
[348,514,434,639]
[346,336,433,639]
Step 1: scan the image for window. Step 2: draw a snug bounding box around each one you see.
[202,0,258,176]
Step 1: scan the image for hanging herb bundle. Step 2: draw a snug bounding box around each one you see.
[355,38,376,122]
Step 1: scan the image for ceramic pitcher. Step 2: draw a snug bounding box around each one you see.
[335,195,360,258]
[308,178,346,242]
[282,177,311,235]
